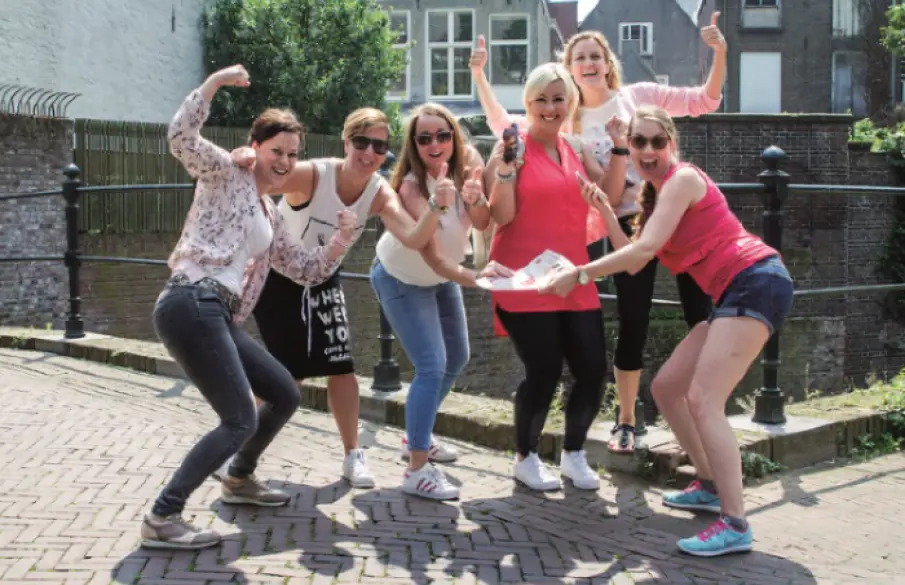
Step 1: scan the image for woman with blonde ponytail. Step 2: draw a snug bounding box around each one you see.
[470,16,728,454]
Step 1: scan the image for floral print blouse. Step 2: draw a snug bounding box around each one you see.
[166,89,340,324]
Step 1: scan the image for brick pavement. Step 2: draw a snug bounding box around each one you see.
[0,347,902,585]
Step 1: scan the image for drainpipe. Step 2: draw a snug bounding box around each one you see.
[894,0,899,107]
[723,0,728,111]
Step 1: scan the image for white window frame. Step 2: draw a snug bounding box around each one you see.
[425,9,476,100]
[832,0,862,38]
[488,13,531,86]
[655,74,670,85]
[619,23,653,57]
[387,10,411,102]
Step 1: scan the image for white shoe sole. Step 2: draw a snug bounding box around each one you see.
[402,486,460,501]
[140,537,220,550]
[562,474,600,490]
[344,475,376,489]
[678,542,753,557]
[400,451,459,464]
[663,500,722,514]
[220,494,290,507]
[514,476,561,492]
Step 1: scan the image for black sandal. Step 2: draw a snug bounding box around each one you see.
[608,424,635,454]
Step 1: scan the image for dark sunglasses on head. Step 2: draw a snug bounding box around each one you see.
[630,134,670,151]
[415,130,454,147]
[350,135,390,155]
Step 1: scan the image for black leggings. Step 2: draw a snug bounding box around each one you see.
[587,216,712,372]
[496,307,607,456]
[151,283,301,516]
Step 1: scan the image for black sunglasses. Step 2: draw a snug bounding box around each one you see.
[629,134,670,151]
[415,130,454,147]
[350,136,390,155]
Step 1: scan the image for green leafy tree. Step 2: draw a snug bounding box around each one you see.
[202,0,408,136]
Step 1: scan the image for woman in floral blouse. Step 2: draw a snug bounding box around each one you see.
[140,64,357,551]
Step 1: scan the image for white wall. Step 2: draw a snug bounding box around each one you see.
[0,0,208,123]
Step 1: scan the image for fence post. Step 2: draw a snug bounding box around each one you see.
[371,151,401,393]
[62,164,85,339]
[752,146,788,425]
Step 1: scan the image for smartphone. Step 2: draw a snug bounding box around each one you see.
[502,123,520,164]
[575,171,589,185]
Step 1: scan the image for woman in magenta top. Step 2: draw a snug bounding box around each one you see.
[485,62,625,493]
[473,18,727,454]
[542,106,794,558]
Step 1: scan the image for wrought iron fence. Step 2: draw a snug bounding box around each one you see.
[2,146,905,428]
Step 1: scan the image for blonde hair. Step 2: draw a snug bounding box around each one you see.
[522,63,580,123]
[341,107,389,140]
[389,103,470,203]
[630,106,680,232]
[560,31,623,135]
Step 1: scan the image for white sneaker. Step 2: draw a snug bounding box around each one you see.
[559,450,600,490]
[402,463,460,501]
[513,453,561,491]
[342,449,375,489]
[401,436,459,463]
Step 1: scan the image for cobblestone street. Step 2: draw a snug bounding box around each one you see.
[1,347,903,584]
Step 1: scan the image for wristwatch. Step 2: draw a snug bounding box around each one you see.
[428,196,449,214]
[611,146,630,156]
[577,267,590,286]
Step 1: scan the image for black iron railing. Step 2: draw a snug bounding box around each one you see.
[2,146,905,427]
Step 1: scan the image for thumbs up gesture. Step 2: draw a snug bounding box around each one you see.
[470,35,488,73]
[701,11,726,53]
[432,162,456,212]
[461,167,485,206]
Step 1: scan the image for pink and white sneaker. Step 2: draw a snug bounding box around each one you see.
[402,463,459,501]
[401,436,459,463]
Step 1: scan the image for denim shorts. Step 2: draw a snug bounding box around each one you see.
[708,255,794,336]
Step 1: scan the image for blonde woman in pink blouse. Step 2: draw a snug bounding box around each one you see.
[470,15,727,454]
[140,65,357,551]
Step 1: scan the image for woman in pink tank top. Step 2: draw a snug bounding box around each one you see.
[484,62,626,494]
[541,106,794,558]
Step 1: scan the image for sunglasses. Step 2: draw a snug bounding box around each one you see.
[629,134,670,150]
[415,130,454,147]
[350,136,390,155]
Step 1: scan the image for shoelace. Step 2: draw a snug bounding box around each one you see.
[697,519,729,541]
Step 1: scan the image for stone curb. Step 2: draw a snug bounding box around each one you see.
[0,327,892,484]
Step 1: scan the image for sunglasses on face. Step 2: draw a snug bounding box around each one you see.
[350,136,390,155]
[630,134,670,151]
[415,130,454,147]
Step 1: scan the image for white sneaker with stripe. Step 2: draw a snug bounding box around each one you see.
[401,436,459,463]
[402,463,460,500]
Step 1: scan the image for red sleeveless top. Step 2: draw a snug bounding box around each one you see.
[489,132,600,313]
[657,163,777,300]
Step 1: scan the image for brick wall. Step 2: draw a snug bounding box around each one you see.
[6,113,905,406]
[0,114,70,328]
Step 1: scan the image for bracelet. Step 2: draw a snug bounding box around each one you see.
[611,146,630,156]
[330,233,354,249]
[470,195,488,207]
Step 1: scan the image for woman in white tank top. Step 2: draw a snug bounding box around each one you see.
[371,103,510,500]
[230,108,459,490]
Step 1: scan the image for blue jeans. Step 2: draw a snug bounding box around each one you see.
[709,255,794,336]
[370,259,470,452]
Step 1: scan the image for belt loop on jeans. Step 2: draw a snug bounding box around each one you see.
[167,273,242,316]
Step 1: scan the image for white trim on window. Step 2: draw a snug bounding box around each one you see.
[619,22,653,56]
[387,10,411,102]
[488,13,530,86]
[425,9,476,100]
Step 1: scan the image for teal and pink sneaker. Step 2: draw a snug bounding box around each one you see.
[662,480,721,513]
[677,518,753,557]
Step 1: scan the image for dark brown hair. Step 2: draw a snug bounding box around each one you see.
[629,106,679,234]
[248,108,305,146]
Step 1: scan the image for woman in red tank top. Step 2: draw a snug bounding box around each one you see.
[541,106,794,558]
[484,62,627,494]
